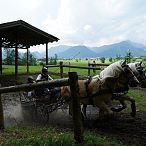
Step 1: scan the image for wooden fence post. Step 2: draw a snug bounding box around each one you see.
[88,62,90,76]
[68,72,84,143]
[60,61,64,78]
[69,62,70,72]
[0,84,4,129]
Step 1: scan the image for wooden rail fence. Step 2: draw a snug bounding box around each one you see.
[46,61,110,78]
[0,72,84,143]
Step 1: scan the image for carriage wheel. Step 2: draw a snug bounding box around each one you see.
[35,104,50,123]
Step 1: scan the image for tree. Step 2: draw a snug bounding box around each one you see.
[19,50,37,66]
[100,57,105,63]
[109,57,113,63]
[3,48,15,65]
[116,54,122,61]
[49,54,58,65]
[125,49,133,63]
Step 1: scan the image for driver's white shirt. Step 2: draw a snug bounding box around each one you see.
[36,74,53,81]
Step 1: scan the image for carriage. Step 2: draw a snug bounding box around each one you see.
[20,87,68,122]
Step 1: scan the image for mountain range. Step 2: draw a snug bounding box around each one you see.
[31,40,146,59]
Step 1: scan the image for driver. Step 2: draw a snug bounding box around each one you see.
[35,67,53,96]
[36,67,53,82]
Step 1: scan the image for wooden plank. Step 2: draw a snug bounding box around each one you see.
[0,84,4,129]
[69,72,84,143]
[0,78,69,94]
[0,41,2,74]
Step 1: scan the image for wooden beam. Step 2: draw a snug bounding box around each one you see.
[27,48,29,73]
[68,72,84,143]
[0,84,4,129]
[46,43,48,65]
[0,40,2,74]
[0,78,69,94]
[15,45,18,75]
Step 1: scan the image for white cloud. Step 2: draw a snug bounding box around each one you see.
[41,0,133,46]
[1,0,146,51]
[83,25,92,32]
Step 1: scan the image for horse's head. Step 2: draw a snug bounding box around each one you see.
[128,61,146,82]
[115,64,139,90]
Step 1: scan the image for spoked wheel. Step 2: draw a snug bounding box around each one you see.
[60,103,69,114]
[20,92,35,107]
[35,104,50,123]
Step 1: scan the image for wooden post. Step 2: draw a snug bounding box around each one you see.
[69,62,70,72]
[68,72,84,143]
[60,61,64,78]
[26,48,29,73]
[46,43,48,65]
[88,62,90,76]
[15,44,18,76]
[0,41,2,74]
[0,84,4,129]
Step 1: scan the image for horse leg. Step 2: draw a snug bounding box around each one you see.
[82,104,87,118]
[96,102,113,117]
[69,103,85,121]
[99,109,104,118]
[111,98,127,112]
[116,95,136,117]
[69,103,72,116]
[123,95,136,117]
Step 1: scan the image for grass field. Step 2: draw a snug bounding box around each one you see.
[0,88,145,146]
[1,60,146,146]
[0,126,125,146]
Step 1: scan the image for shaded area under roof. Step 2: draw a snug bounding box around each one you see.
[0,20,59,48]
[0,20,59,75]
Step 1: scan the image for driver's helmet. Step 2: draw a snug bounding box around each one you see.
[42,67,48,74]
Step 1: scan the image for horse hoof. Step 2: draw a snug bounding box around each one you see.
[111,107,123,112]
[130,112,136,117]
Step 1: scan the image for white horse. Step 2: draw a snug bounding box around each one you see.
[61,64,139,118]
[93,60,128,79]
[93,61,146,86]
[83,60,142,118]
[128,62,146,87]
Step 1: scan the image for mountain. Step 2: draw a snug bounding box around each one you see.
[29,40,146,59]
[30,45,71,59]
[32,51,45,59]
[57,45,97,58]
[90,41,146,57]
[48,45,71,57]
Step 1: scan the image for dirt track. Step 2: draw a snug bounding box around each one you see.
[1,91,146,146]
[85,112,146,146]
[1,76,146,146]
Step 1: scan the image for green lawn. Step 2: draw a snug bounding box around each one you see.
[1,60,146,146]
[0,126,125,146]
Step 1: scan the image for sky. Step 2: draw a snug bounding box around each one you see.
[1,0,146,52]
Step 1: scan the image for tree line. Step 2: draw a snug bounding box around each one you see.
[3,48,37,66]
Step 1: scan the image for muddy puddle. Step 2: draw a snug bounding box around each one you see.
[2,92,73,128]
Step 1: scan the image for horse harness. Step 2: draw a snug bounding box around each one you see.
[84,77,111,104]
[84,77,129,104]
[84,76,94,105]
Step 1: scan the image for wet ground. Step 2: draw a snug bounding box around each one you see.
[2,91,146,146]
[1,76,146,146]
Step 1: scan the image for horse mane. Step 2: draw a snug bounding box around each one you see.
[99,61,124,79]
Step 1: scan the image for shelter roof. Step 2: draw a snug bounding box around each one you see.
[0,20,59,48]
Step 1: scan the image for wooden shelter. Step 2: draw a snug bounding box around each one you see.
[0,20,59,75]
